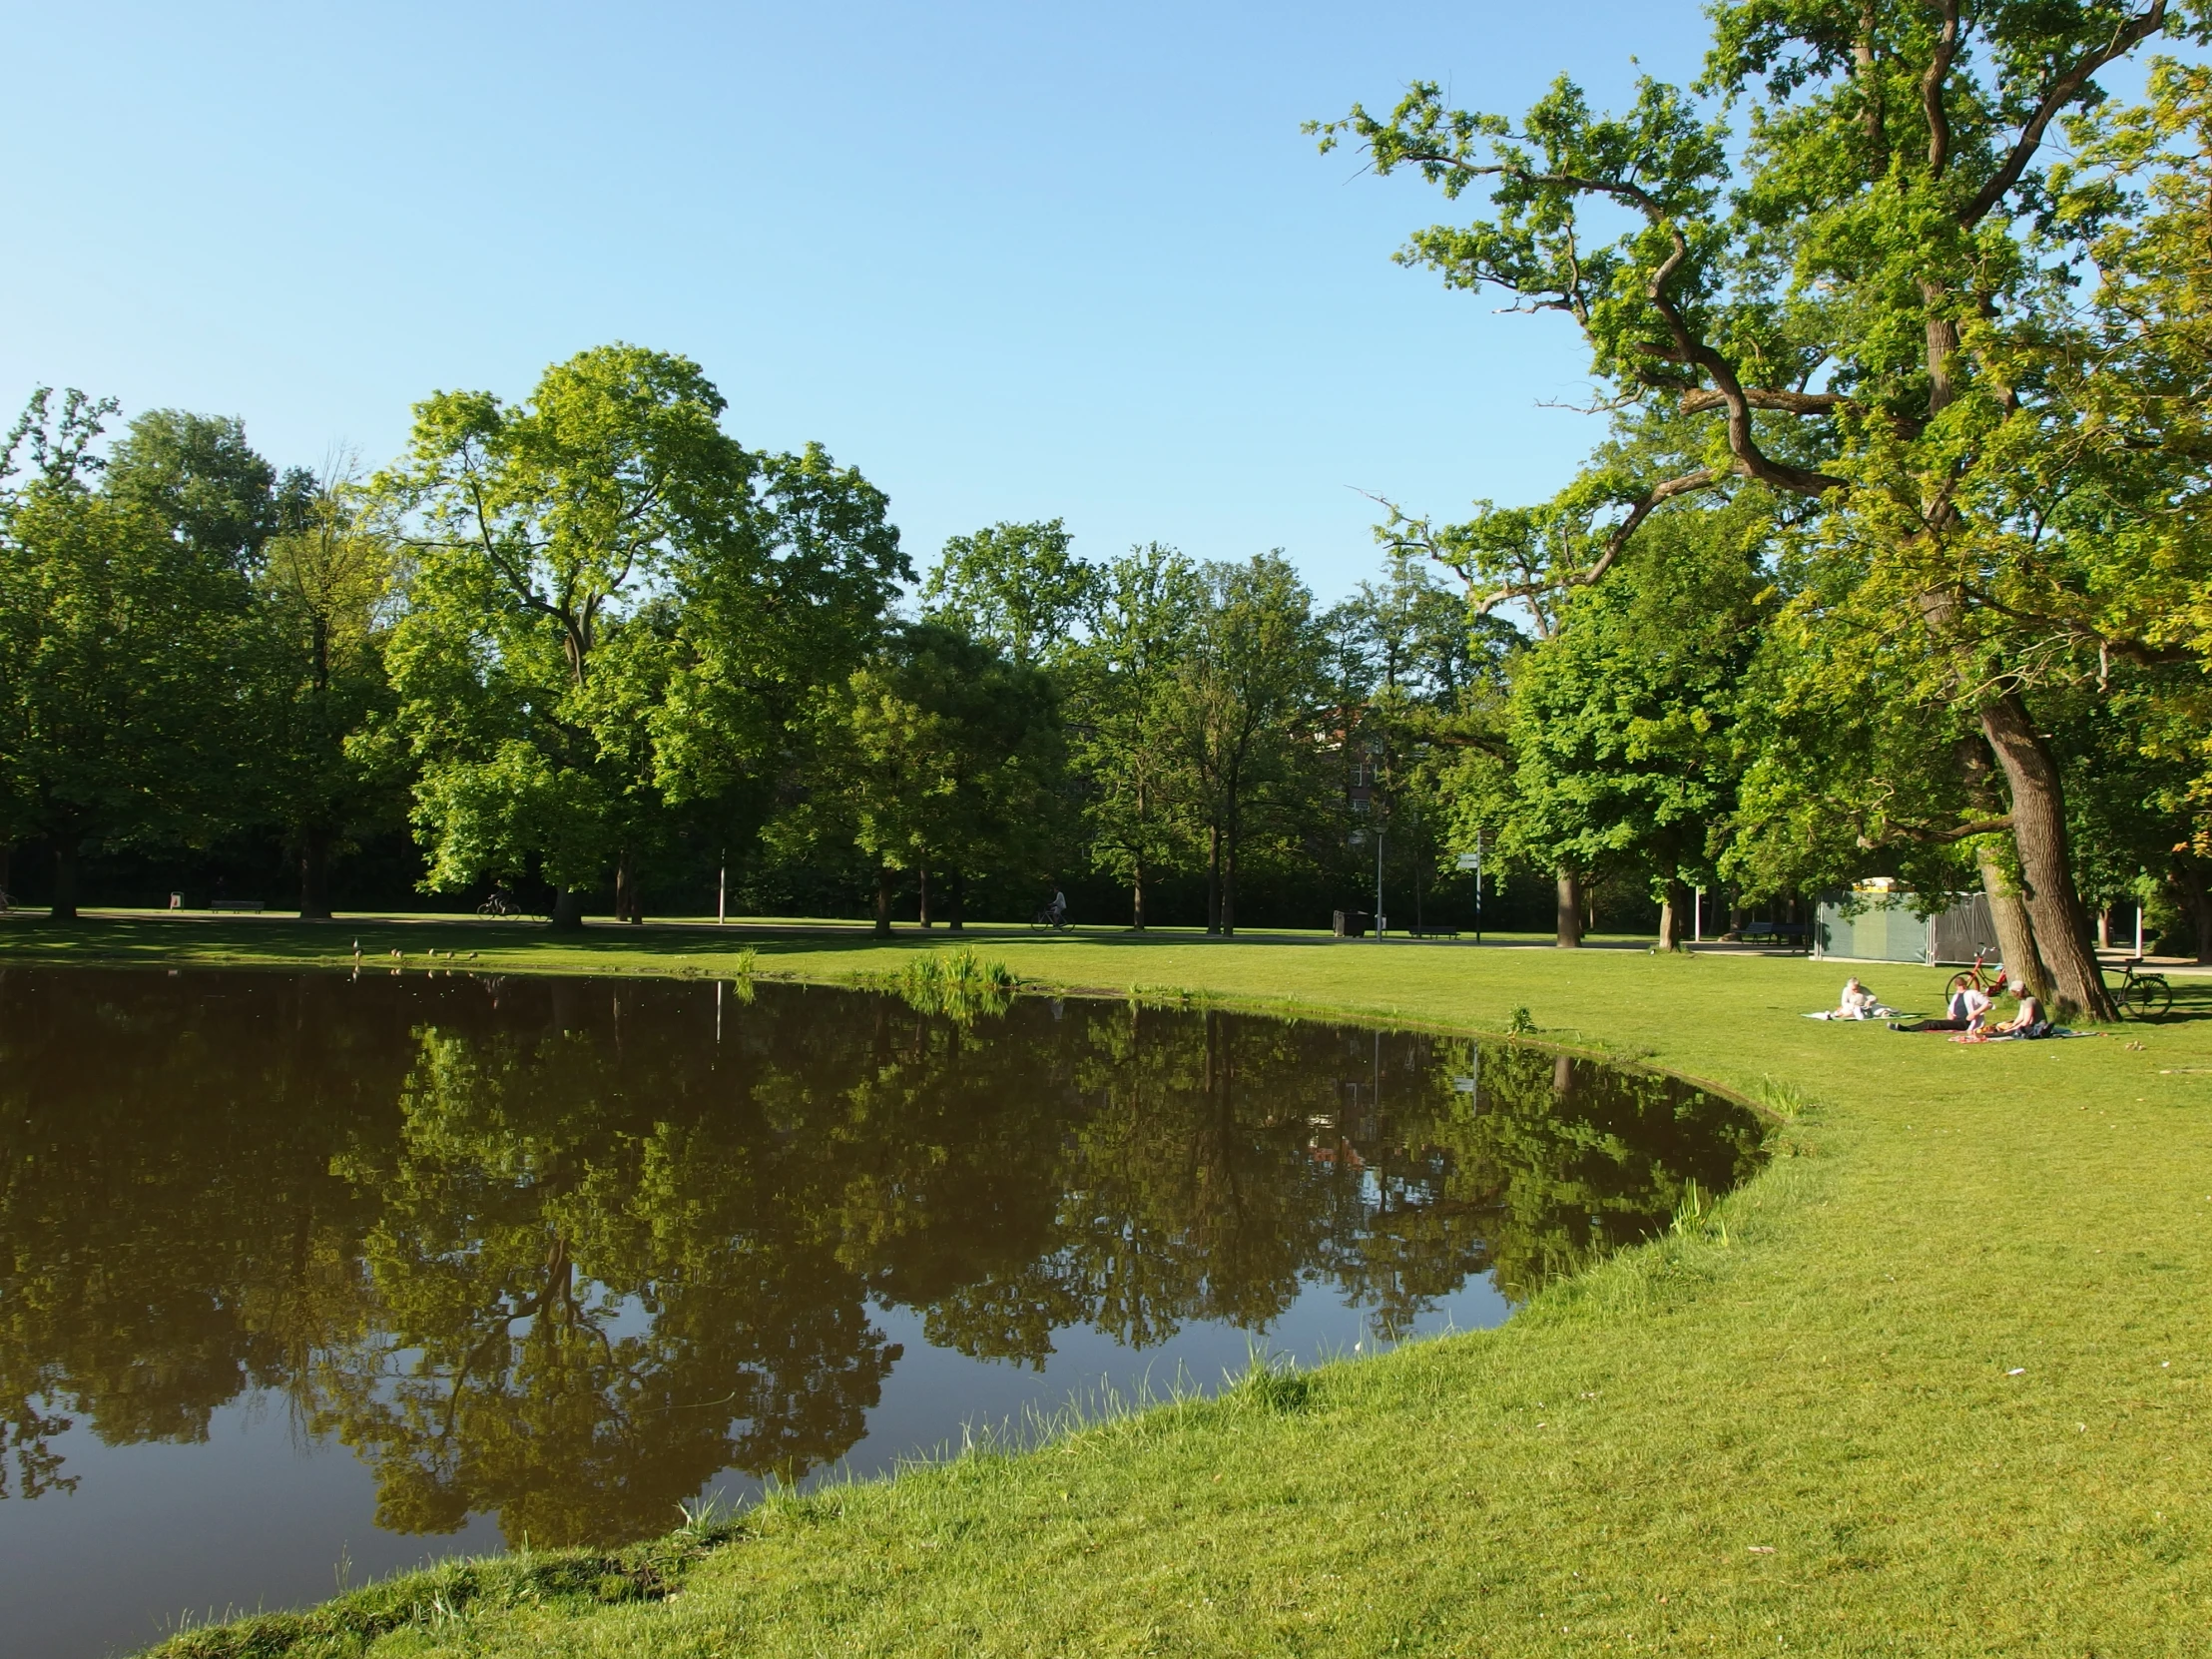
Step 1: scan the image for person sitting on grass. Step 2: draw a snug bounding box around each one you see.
[1838,976,1881,1019]
[1986,995,2050,1039]
[1892,984,1993,1033]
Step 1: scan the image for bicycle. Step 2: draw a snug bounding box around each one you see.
[2114,956,2173,1020]
[1030,906,1070,932]
[476,890,521,918]
[1946,947,2010,1001]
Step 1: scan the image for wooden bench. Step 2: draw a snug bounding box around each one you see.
[208,898,266,913]
[1407,928,1461,939]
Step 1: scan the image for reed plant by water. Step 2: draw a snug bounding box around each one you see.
[891,944,1019,1020]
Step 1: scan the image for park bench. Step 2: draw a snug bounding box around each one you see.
[1407,927,1460,939]
[1740,919,1809,950]
[208,898,266,913]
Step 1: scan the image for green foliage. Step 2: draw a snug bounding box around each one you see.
[103,407,287,572]
[922,518,1093,667]
[780,620,1063,914]
[1162,554,1332,933]
[1502,501,1772,901]
[1065,543,1207,923]
[0,392,269,901]
[380,345,904,914]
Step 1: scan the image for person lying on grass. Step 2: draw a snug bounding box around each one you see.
[1892,985,1993,1033]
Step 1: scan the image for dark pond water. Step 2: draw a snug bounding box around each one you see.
[0,967,1765,1658]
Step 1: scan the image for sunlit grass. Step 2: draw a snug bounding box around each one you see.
[6,913,2210,1653]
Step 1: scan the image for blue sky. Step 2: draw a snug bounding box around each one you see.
[1,1,1711,602]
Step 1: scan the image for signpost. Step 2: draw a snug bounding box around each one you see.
[1455,831,1484,943]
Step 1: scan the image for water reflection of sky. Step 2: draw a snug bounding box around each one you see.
[4,1282,1514,1659]
[0,968,1761,1659]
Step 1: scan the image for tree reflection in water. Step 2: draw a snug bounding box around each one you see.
[0,968,1764,1546]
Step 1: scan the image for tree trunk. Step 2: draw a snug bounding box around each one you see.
[550,888,584,931]
[614,849,642,924]
[1974,840,2051,1001]
[1658,878,1691,951]
[50,842,79,920]
[1977,693,2114,1018]
[946,869,964,932]
[298,828,332,920]
[2170,860,2212,965]
[1221,831,1238,936]
[2096,906,2112,950]
[1131,858,1146,930]
[1207,826,1222,934]
[873,861,892,938]
[1555,867,1581,948]
[0,842,10,908]
[918,865,930,928]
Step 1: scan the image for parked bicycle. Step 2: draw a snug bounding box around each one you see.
[1945,948,2010,1001]
[2114,956,2173,1020]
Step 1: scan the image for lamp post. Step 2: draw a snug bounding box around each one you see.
[1373,828,1384,942]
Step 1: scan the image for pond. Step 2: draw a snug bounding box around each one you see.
[0,966,1766,1658]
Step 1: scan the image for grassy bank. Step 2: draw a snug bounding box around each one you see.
[8,914,2211,1655]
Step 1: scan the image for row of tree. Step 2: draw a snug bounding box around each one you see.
[6,2,2211,1010]
[0,352,1457,938]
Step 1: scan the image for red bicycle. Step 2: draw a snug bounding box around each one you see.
[1946,948,2010,1000]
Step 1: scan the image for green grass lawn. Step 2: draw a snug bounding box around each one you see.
[7,913,2209,1656]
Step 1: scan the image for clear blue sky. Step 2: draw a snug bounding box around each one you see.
[1,1,1709,602]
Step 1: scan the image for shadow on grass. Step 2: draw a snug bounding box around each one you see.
[0,912,1393,969]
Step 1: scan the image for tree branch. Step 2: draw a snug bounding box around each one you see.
[1922,0,1962,178]
[1678,387,1849,417]
[1959,1,2169,228]
[1860,815,2012,847]
[1576,467,1721,587]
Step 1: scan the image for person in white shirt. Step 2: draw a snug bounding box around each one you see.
[1893,984,1991,1032]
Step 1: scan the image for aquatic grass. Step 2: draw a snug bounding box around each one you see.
[1758,1072,1814,1119]
[1668,1178,1733,1248]
[889,944,1019,1021]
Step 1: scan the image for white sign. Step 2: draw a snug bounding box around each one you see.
[1454,852,1480,871]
